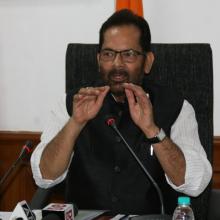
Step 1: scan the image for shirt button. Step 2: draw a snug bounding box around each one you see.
[118,111,122,117]
[115,136,121,142]
[111,196,118,203]
[114,166,121,173]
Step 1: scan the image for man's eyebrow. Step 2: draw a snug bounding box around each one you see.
[101,48,134,51]
[101,48,115,51]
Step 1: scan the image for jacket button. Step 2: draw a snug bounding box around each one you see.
[114,166,121,173]
[118,111,122,117]
[115,136,121,142]
[111,196,118,203]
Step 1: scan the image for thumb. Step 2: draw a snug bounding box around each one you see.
[95,86,110,106]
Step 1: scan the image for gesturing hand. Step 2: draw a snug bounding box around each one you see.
[123,83,159,136]
[72,86,110,126]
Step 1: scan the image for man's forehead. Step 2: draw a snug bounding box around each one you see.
[104,24,140,36]
[102,25,141,49]
[109,27,119,35]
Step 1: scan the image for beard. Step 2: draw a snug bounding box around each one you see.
[102,68,129,97]
[99,65,145,99]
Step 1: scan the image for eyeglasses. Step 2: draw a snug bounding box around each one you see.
[99,49,146,63]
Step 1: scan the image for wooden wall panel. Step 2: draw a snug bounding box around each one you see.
[0,131,220,211]
[0,132,40,211]
[213,137,220,189]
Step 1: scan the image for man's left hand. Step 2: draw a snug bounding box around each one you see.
[123,83,159,137]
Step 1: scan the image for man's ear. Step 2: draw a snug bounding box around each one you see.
[144,52,154,74]
[97,53,100,72]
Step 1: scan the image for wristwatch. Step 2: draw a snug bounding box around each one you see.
[146,128,166,144]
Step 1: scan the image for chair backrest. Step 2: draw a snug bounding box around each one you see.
[208,189,220,220]
[65,43,213,220]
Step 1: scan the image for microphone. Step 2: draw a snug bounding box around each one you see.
[42,203,74,220]
[105,116,171,220]
[9,200,36,220]
[42,213,62,220]
[0,140,33,185]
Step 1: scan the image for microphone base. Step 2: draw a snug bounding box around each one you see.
[129,214,172,220]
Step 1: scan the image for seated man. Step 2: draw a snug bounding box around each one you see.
[31,9,212,215]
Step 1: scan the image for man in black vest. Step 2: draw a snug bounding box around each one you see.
[31,9,212,215]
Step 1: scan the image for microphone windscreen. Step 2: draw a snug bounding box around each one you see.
[42,213,62,220]
[42,203,74,220]
[73,203,78,216]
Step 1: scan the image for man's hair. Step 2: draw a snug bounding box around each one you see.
[98,9,151,53]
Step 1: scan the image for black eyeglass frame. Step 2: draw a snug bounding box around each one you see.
[99,48,146,63]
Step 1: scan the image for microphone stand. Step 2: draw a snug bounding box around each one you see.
[0,141,33,186]
[0,156,23,185]
[107,119,171,220]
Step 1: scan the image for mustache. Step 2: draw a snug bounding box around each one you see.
[108,69,129,79]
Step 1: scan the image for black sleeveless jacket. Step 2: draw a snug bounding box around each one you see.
[65,79,184,215]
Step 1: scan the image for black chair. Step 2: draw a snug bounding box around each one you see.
[31,43,215,220]
[208,189,220,220]
[30,181,65,210]
[30,187,52,210]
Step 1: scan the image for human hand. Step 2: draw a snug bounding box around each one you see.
[72,86,110,126]
[123,83,159,137]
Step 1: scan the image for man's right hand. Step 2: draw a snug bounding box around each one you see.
[72,86,110,126]
[39,85,109,180]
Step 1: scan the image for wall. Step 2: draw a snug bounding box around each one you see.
[0,0,219,134]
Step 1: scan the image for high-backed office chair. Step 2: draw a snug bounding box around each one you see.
[208,189,220,220]
[31,43,214,220]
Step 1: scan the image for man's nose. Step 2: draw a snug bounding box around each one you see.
[113,52,124,67]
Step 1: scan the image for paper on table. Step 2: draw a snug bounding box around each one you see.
[0,212,12,220]
[75,210,108,220]
[0,209,107,220]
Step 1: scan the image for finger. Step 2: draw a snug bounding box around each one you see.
[123,83,146,97]
[74,86,109,103]
[124,83,150,105]
[74,93,96,102]
[73,94,96,108]
[73,94,84,102]
[75,86,109,105]
[78,87,99,96]
[95,86,110,106]
[125,88,136,107]
[79,86,108,96]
